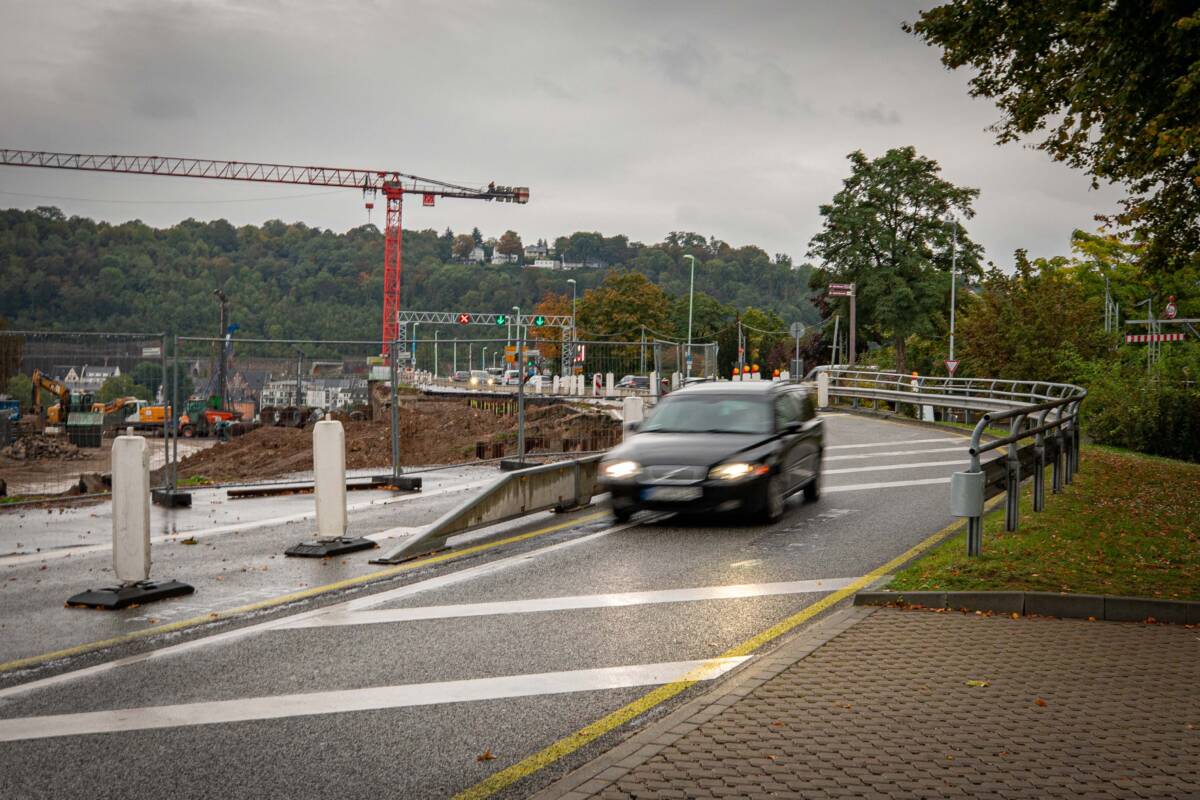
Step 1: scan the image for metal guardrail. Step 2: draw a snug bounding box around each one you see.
[813,368,1086,556]
[370,455,601,564]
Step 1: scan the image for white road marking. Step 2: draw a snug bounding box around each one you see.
[280,577,860,629]
[823,459,969,475]
[0,657,750,742]
[824,477,952,492]
[824,445,966,462]
[826,437,966,451]
[0,479,495,567]
[0,518,644,703]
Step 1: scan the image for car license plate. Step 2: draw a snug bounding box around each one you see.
[644,486,702,502]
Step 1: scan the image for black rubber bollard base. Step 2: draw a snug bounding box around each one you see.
[152,489,193,508]
[67,579,195,610]
[369,475,422,491]
[285,537,377,558]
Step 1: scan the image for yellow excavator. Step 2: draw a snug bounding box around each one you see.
[31,369,77,426]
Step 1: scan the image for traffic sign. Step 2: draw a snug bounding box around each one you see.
[1165,300,1178,320]
[533,315,546,327]
[457,312,472,325]
[945,359,959,376]
[789,322,806,338]
[495,315,508,326]
[828,282,855,297]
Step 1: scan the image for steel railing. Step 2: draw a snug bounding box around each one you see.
[809,367,1086,556]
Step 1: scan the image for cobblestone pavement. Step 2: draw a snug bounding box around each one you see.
[546,607,1200,800]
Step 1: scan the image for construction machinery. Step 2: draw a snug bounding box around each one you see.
[0,149,529,354]
[30,369,84,426]
[179,399,240,438]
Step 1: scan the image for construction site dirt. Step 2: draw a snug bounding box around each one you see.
[165,397,619,485]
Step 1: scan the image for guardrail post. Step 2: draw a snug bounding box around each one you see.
[1033,410,1049,513]
[1069,401,1082,475]
[1005,414,1025,532]
[1063,411,1076,486]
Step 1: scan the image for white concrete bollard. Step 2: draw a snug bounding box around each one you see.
[650,371,659,397]
[313,419,347,539]
[817,371,830,408]
[622,396,645,440]
[606,373,614,397]
[112,435,151,584]
[532,375,542,393]
[671,372,681,389]
[576,374,585,396]
[552,375,560,394]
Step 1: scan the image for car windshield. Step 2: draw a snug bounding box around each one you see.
[640,394,773,435]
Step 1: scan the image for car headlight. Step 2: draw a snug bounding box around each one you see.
[708,462,770,481]
[469,377,479,386]
[601,460,642,479]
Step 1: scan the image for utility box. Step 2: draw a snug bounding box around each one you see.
[67,411,104,448]
[950,470,985,517]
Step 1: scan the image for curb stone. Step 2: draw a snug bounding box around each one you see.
[855,590,1200,624]
[527,605,878,800]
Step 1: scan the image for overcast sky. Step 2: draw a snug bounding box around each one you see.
[0,0,1122,267]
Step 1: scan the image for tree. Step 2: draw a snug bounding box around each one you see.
[470,227,484,247]
[97,374,151,403]
[530,292,571,361]
[957,252,1112,383]
[497,230,524,257]
[807,147,983,372]
[907,2,1200,273]
[451,234,475,260]
[577,271,670,341]
[5,373,33,412]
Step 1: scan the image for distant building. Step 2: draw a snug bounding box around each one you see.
[523,242,549,259]
[491,250,519,265]
[526,259,561,270]
[468,246,487,264]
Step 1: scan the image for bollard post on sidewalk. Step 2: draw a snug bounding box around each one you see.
[650,371,659,398]
[622,396,644,441]
[605,372,614,397]
[67,435,194,609]
[285,418,377,557]
[816,371,830,409]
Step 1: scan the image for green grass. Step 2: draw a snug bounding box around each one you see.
[177,475,212,487]
[889,445,1200,601]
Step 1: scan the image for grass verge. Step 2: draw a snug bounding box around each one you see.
[889,445,1200,601]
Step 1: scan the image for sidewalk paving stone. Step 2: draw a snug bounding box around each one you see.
[548,607,1200,799]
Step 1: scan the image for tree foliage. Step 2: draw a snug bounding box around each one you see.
[97,373,151,403]
[577,271,670,342]
[807,147,983,371]
[907,1,1200,273]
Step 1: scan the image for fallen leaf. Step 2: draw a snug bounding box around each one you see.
[770,721,785,728]
[1010,612,1020,620]
[1035,697,1048,707]
[476,749,496,762]
[965,680,990,688]
[181,537,198,545]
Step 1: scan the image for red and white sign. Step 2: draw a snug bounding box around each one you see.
[1125,333,1185,343]
[573,344,586,362]
[422,193,435,207]
[945,359,959,376]
[592,373,603,396]
[1164,302,1178,320]
[828,283,855,297]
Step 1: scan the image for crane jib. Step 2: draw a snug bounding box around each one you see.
[0,149,529,203]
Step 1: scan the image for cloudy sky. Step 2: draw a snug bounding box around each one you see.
[1,0,1122,267]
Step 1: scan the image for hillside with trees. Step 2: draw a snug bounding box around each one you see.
[0,207,819,343]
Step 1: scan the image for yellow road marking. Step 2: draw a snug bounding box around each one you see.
[455,496,1006,800]
[0,511,606,675]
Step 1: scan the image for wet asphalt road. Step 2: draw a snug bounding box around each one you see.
[0,414,984,800]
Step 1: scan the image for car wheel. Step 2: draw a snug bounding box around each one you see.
[612,505,633,523]
[759,473,786,524]
[804,456,822,503]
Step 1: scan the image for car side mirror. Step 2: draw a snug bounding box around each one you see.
[785,421,803,434]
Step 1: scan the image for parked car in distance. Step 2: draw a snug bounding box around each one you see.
[451,370,470,383]
[502,369,521,386]
[597,381,822,524]
[616,375,650,390]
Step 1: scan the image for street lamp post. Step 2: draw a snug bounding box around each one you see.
[683,254,697,377]
[514,304,525,463]
[412,322,420,368]
[567,278,577,376]
[434,330,440,378]
[947,216,958,364]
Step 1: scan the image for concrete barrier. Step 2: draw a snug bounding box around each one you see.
[622,396,644,440]
[66,435,194,609]
[371,456,601,564]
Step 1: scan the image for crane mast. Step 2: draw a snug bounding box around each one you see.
[0,149,529,350]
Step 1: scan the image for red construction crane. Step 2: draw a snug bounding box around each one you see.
[0,149,529,352]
